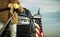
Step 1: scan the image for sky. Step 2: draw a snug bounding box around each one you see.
[19,0,60,37]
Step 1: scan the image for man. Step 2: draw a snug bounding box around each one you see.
[0,0,24,37]
[8,1,24,37]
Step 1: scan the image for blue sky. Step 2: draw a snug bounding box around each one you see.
[19,0,60,37]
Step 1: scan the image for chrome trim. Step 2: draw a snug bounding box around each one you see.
[17,16,30,25]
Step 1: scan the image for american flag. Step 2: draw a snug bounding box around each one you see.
[35,23,44,37]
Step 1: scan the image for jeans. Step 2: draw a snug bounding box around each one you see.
[0,22,17,37]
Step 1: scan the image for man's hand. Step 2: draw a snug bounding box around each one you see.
[8,3,19,9]
[8,3,19,14]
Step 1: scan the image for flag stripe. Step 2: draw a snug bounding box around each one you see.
[35,26,40,31]
[36,28,40,34]
[35,23,40,37]
[40,32,44,37]
[36,30,40,37]
[36,33,39,37]
[35,23,40,29]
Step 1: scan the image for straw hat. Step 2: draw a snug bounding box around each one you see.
[10,0,18,3]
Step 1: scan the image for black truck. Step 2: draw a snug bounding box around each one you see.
[0,8,43,37]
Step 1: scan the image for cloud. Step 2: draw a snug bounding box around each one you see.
[37,0,60,12]
[20,0,60,13]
